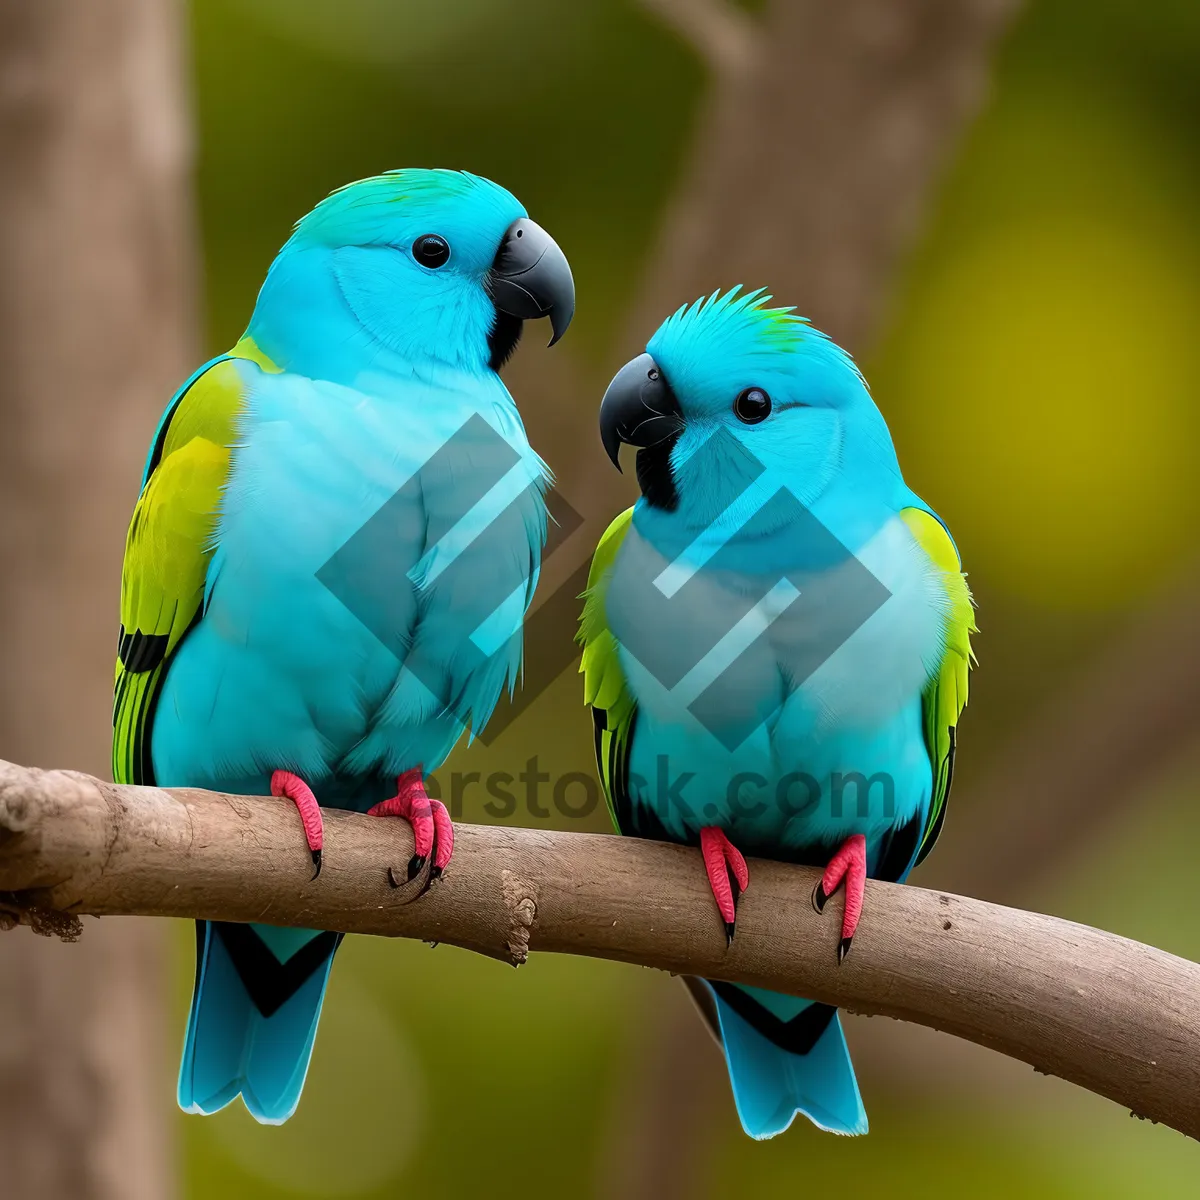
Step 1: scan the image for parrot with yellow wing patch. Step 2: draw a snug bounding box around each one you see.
[114,169,573,1123]
[580,289,974,1138]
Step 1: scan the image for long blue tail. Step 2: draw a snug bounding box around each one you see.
[709,984,868,1139]
[179,921,341,1125]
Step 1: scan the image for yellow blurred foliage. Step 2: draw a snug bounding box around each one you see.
[881,112,1200,609]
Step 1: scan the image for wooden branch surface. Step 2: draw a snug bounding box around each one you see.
[0,760,1196,1140]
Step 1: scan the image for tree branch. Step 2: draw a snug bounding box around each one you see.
[1,759,1197,1139]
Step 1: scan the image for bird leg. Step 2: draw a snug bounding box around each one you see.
[811,833,867,964]
[270,769,324,880]
[373,768,454,895]
[699,827,749,946]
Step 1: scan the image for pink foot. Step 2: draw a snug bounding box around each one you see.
[812,833,867,964]
[699,827,750,946]
[271,769,324,880]
[371,768,454,894]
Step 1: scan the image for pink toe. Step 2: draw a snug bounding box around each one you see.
[409,809,434,860]
[431,800,454,869]
[270,770,323,854]
[726,842,749,892]
[821,833,865,894]
[843,855,866,942]
[369,771,441,865]
[368,796,408,820]
[700,828,737,924]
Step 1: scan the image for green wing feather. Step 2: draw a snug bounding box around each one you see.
[112,356,248,785]
[900,507,976,867]
[578,508,636,834]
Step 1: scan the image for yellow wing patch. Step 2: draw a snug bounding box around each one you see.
[900,507,976,865]
[230,334,284,375]
[112,358,247,785]
[578,508,636,833]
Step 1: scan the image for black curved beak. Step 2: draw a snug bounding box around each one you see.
[488,217,575,347]
[599,353,683,472]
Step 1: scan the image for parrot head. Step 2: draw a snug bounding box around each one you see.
[257,168,574,372]
[599,289,895,515]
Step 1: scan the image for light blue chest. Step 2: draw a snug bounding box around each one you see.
[612,510,945,859]
[152,364,547,804]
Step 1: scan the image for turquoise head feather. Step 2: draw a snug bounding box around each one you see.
[247,168,573,379]
[602,287,900,523]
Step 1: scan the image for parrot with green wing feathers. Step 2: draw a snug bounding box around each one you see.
[580,288,974,1138]
[113,169,573,1123]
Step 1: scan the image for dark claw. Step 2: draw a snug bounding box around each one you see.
[387,858,435,899]
[838,935,853,965]
[812,882,828,913]
[310,849,323,881]
[426,833,443,886]
[411,835,440,900]
[723,865,741,946]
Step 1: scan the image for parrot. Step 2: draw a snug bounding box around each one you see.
[579,288,974,1139]
[112,169,574,1124]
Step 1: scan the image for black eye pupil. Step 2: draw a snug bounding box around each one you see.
[413,234,450,268]
[734,387,771,423]
[648,368,660,381]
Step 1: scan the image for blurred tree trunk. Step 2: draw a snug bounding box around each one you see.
[0,2,196,1197]
[628,0,1023,351]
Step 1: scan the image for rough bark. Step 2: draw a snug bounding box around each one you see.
[0,2,195,1196]
[1,761,1197,1142]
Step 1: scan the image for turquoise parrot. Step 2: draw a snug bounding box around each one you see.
[113,169,573,1123]
[580,289,974,1138]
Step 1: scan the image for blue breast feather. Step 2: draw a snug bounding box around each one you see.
[152,357,549,809]
[611,496,948,862]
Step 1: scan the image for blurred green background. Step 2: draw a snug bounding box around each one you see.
[180,0,1200,1195]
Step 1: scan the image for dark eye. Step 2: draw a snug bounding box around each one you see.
[734,386,771,424]
[412,234,450,268]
